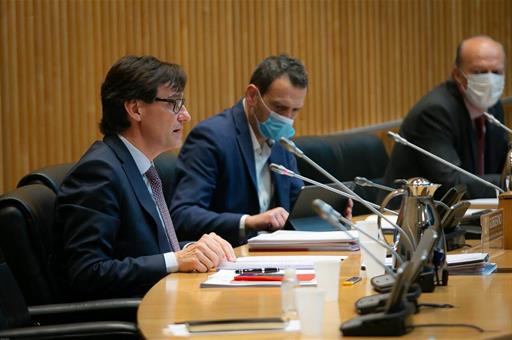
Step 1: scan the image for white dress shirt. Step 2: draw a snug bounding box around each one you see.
[239,100,274,232]
[118,135,178,273]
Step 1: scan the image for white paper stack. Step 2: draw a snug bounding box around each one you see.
[247,230,359,251]
[446,253,496,276]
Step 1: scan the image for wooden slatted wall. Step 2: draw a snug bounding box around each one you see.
[1,0,511,193]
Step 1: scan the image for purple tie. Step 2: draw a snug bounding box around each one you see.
[145,166,180,252]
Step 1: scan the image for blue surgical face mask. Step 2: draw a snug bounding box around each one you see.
[256,91,295,142]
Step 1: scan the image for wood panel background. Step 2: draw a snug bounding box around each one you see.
[1,0,511,193]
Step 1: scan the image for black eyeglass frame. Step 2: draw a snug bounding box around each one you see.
[154,97,185,114]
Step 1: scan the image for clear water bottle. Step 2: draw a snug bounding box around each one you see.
[281,268,299,320]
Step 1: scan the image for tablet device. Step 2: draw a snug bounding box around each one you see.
[285,182,354,231]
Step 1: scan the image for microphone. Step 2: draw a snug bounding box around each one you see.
[313,199,405,265]
[269,163,397,215]
[312,200,398,278]
[388,131,504,194]
[279,137,305,158]
[277,138,416,251]
[483,111,512,135]
[354,176,394,192]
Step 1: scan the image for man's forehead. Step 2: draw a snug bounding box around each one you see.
[157,83,182,96]
[460,38,505,65]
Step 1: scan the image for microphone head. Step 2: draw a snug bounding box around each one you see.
[269,163,295,177]
[387,131,406,145]
[354,176,370,187]
[279,137,305,158]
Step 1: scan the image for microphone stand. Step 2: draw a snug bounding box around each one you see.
[270,164,397,215]
[313,199,405,265]
[313,200,398,277]
[388,131,504,195]
[484,111,512,135]
[278,138,416,253]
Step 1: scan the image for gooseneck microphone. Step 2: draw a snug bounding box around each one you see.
[269,163,396,215]
[354,176,394,192]
[483,111,512,135]
[277,137,416,252]
[313,199,405,266]
[387,131,504,194]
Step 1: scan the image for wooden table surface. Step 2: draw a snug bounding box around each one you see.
[137,246,512,339]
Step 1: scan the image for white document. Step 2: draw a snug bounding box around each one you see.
[446,253,489,266]
[219,255,346,271]
[247,230,359,251]
[201,269,317,288]
[164,320,301,336]
[468,198,498,208]
[363,215,398,231]
[248,230,358,242]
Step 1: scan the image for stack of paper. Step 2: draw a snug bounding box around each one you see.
[446,253,496,276]
[219,255,347,271]
[247,230,359,251]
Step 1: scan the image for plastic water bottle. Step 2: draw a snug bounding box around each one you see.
[281,268,299,320]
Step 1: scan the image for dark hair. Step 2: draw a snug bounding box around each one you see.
[100,55,187,136]
[454,34,502,68]
[249,54,308,95]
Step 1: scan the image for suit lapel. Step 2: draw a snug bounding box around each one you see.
[104,135,171,253]
[232,101,258,191]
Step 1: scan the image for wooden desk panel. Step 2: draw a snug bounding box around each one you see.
[138,248,512,339]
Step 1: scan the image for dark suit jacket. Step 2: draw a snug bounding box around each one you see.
[170,101,303,246]
[383,80,508,199]
[54,135,173,300]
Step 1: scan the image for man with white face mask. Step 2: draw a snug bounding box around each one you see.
[383,35,508,199]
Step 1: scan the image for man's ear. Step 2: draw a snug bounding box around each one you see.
[245,84,259,107]
[124,99,142,122]
[451,66,466,92]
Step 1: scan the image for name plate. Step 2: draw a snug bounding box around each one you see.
[480,209,504,252]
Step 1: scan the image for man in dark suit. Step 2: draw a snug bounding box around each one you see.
[54,56,235,300]
[170,55,308,246]
[383,35,508,199]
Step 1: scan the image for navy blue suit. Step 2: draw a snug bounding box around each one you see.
[54,135,176,300]
[170,101,303,246]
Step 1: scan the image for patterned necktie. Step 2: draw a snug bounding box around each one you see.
[475,115,485,176]
[145,166,181,251]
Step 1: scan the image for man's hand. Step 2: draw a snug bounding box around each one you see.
[245,207,289,231]
[176,232,236,272]
[344,198,354,220]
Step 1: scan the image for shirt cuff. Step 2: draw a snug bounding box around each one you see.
[239,214,249,240]
[163,252,179,273]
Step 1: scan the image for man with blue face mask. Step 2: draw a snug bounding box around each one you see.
[383,35,508,199]
[170,55,309,246]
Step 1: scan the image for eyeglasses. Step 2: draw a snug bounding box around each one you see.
[154,97,185,114]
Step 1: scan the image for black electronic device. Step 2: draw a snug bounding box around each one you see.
[370,269,436,293]
[355,284,421,315]
[285,182,354,231]
[340,229,437,336]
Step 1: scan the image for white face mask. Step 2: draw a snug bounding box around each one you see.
[461,71,505,109]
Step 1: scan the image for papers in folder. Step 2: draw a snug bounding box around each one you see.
[200,269,317,288]
[247,230,359,251]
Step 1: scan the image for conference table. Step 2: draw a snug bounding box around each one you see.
[138,241,512,339]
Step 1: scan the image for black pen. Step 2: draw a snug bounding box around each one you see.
[235,268,280,274]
